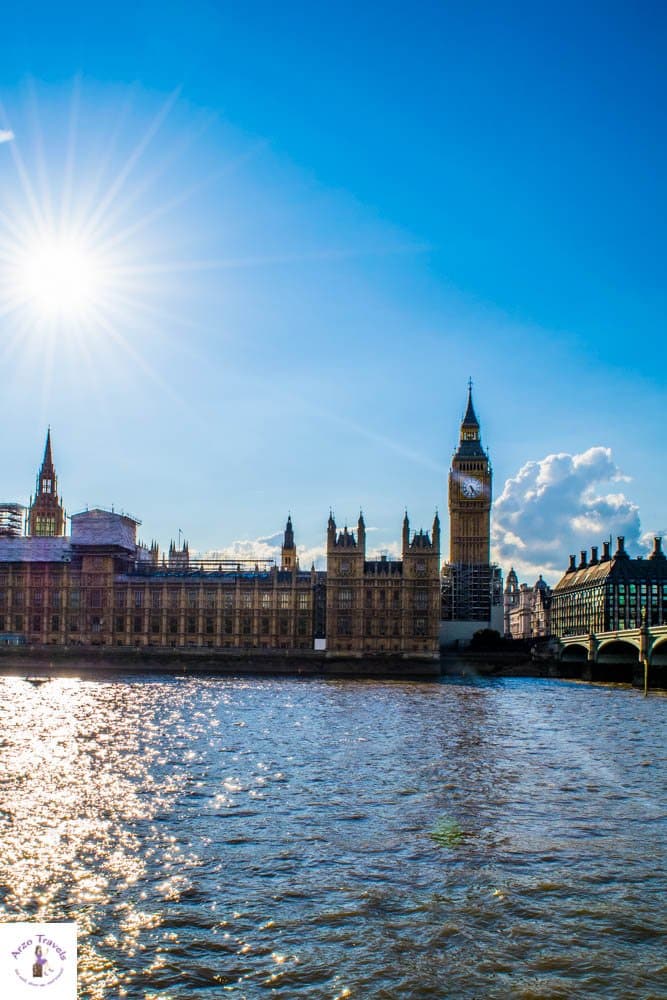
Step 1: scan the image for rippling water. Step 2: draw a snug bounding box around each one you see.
[0,672,665,998]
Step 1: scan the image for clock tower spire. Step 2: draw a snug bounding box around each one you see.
[448,381,492,564]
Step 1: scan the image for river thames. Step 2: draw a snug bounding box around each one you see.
[0,673,664,999]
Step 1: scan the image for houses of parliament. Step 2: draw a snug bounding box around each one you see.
[0,386,502,658]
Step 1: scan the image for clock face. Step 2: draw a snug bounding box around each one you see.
[461,477,483,499]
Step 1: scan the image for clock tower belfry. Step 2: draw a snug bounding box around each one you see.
[448,381,492,564]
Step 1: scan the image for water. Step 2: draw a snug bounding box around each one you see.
[0,673,665,999]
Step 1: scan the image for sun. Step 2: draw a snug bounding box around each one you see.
[16,234,105,319]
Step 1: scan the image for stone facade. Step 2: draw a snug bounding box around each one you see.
[504,568,552,639]
[325,512,441,656]
[0,436,441,658]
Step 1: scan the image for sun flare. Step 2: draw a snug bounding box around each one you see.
[16,235,105,319]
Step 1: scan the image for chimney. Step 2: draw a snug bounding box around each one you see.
[578,550,588,569]
[567,554,577,573]
[615,536,626,558]
[602,540,611,561]
[649,536,665,561]
[590,546,599,565]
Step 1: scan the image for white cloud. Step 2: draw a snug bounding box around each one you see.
[492,446,641,584]
[0,130,14,143]
[196,533,327,570]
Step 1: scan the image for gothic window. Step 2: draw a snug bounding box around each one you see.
[414,589,428,610]
[151,617,160,634]
[340,559,350,575]
[151,590,162,609]
[337,615,352,636]
[242,592,252,609]
[338,589,352,610]
[205,617,214,634]
[187,589,197,609]
[186,615,196,634]
[133,590,143,608]
[261,593,271,610]
[15,615,24,630]
[279,617,289,636]
[32,615,41,631]
[115,616,125,632]
[279,592,290,610]
[298,593,309,610]
[260,616,270,633]
[133,616,143,633]
[168,617,178,634]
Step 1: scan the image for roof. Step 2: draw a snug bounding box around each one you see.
[0,537,72,563]
[554,555,667,591]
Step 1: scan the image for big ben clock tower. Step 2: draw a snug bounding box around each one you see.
[442,381,500,629]
[449,380,491,565]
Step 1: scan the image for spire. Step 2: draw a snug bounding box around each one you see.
[28,428,65,536]
[455,379,485,457]
[462,378,479,428]
[357,510,366,551]
[284,514,294,549]
[42,426,54,471]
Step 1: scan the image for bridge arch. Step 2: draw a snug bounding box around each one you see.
[650,637,667,667]
[596,639,639,663]
[560,643,588,662]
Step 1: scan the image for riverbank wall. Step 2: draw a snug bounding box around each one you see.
[0,645,441,680]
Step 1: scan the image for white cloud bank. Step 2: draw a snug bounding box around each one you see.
[197,532,327,570]
[492,446,643,583]
[0,130,14,143]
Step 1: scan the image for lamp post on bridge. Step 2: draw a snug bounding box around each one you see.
[640,607,649,696]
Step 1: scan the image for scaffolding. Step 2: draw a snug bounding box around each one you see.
[0,503,25,538]
[441,562,502,621]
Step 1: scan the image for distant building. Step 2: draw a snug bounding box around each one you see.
[440,383,503,645]
[504,568,552,639]
[551,536,667,637]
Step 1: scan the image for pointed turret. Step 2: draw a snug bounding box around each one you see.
[462,378,479,429]
[357,510,366,552]
[455,379,485,458]
[281,514,297,570]
[28,428,66,536]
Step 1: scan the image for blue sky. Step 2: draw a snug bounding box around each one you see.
[0,2,665,581]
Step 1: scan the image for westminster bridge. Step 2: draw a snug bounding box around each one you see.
[558,624,667,683]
